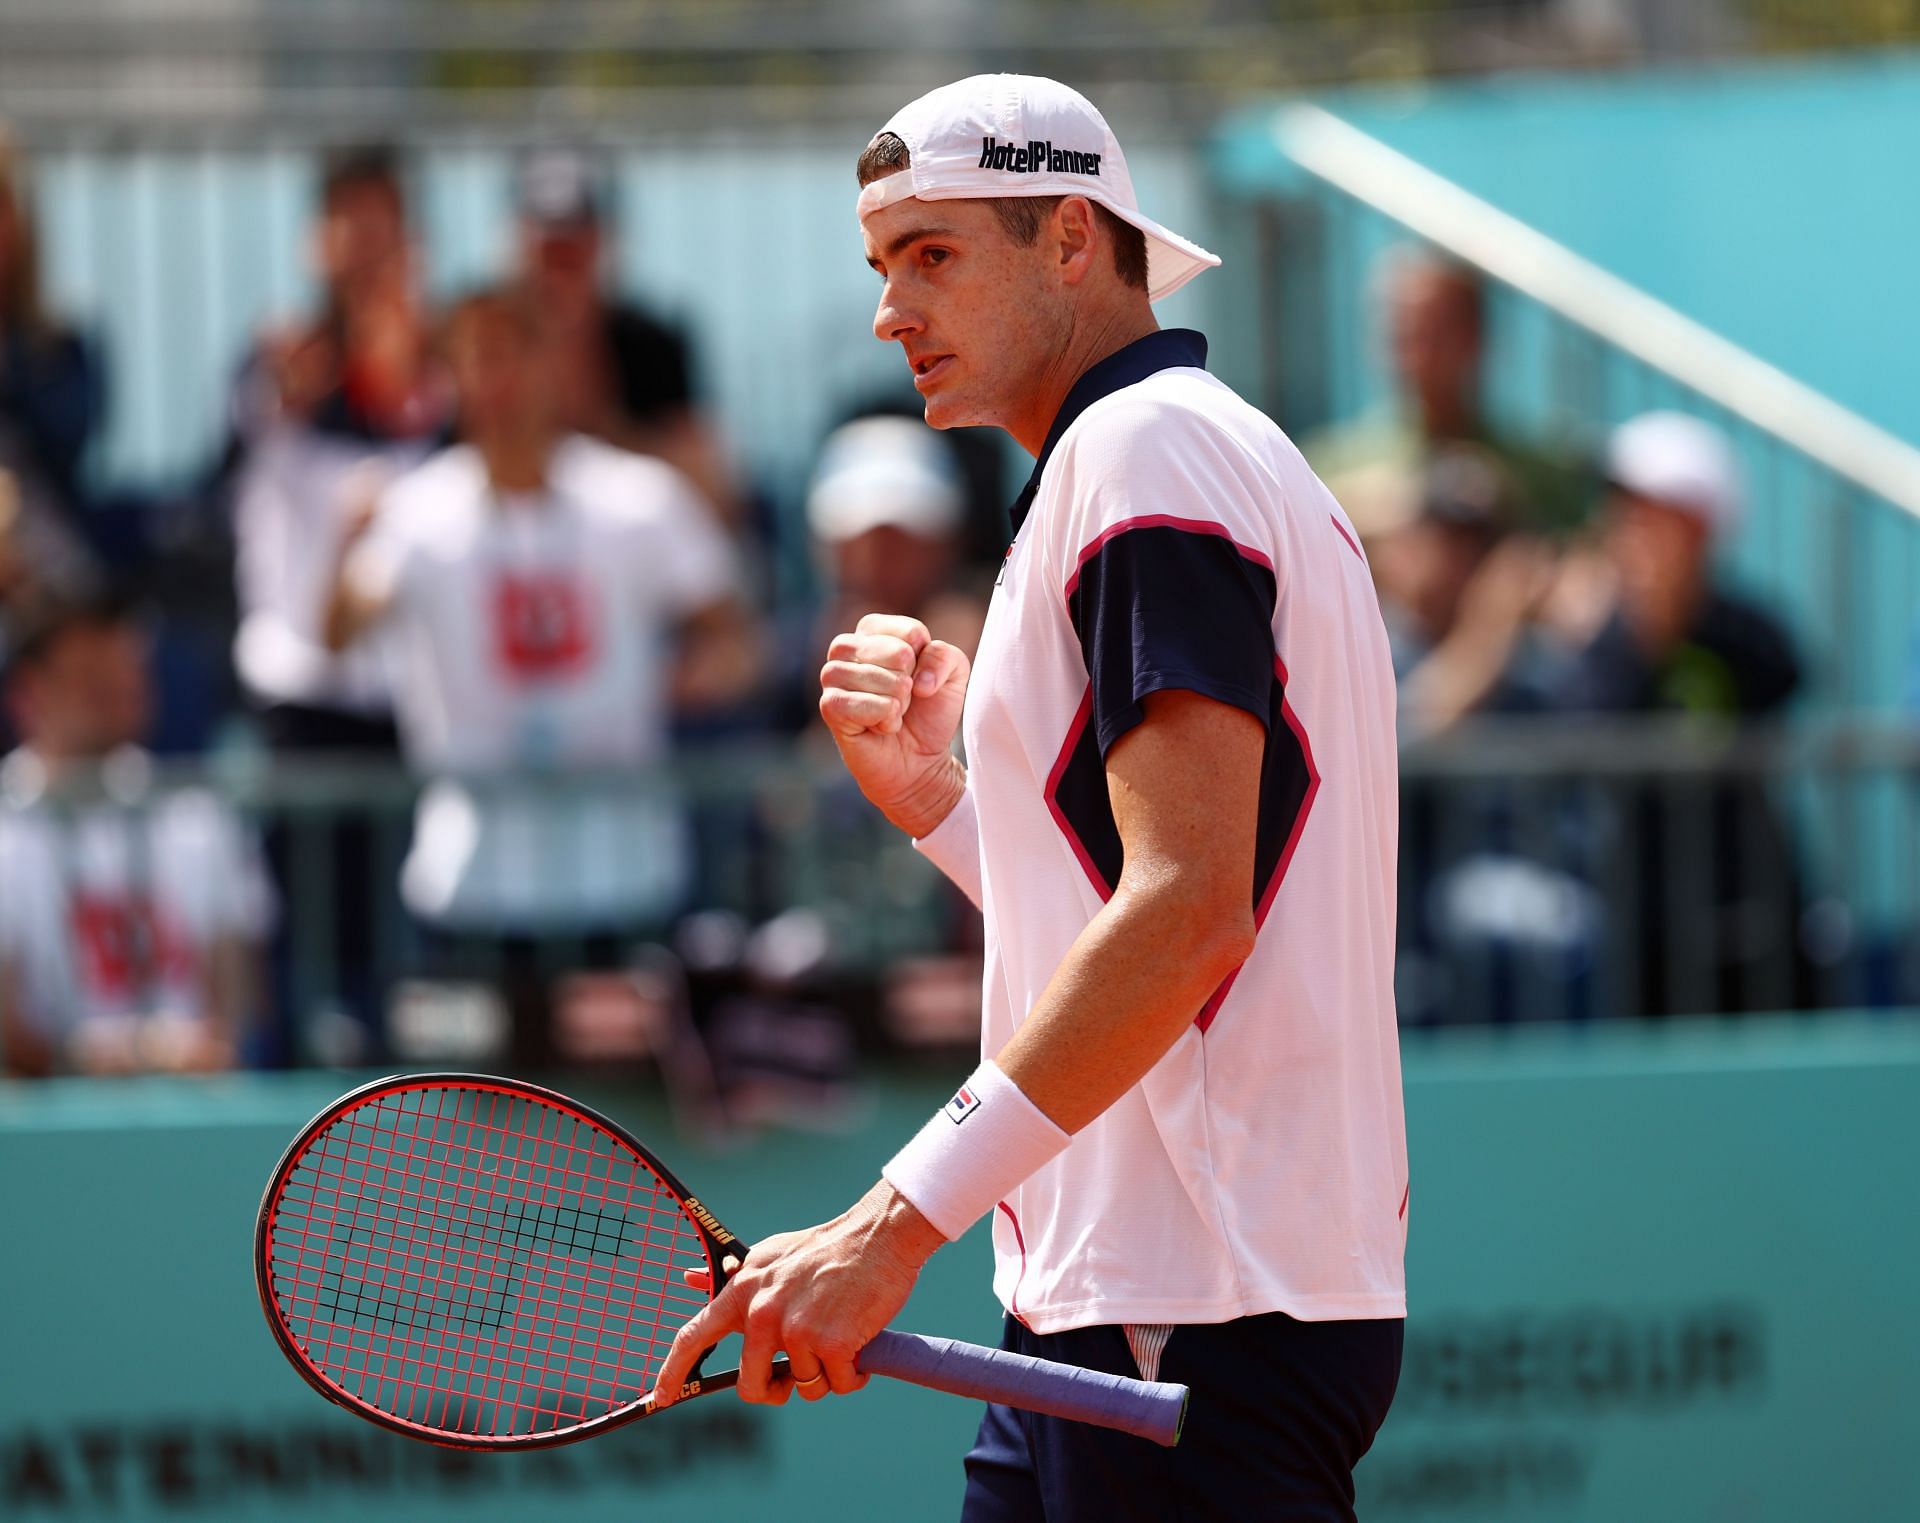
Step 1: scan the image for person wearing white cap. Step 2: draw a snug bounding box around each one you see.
[805,415,988,666]
[1548,411,1798,717]
[654,75,1407,1518]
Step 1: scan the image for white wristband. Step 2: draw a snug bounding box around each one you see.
[882,1059,1070,1241]
[911,784,983,909]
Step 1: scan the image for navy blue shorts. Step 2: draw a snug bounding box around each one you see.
[959,1312,1403,1523]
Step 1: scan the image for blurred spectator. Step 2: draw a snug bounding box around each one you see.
[1541,412,1809,1017]
[1544,411,1798,717]
[0,133,104,676]
[1307,246,1589,534]
[1378,444,1558,739]
[230,145,449,756]
[805,415,989,665]
[794,415,988,1051]
[0,594,273,1077]
[323,287,758,1059]
[514,149,741,530]
[0,131,105,526]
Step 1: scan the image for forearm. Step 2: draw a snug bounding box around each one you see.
[877,876,1250,1244]
[321,575,377,652]
[994,877,1253,1134]
[1400,618,1522,740]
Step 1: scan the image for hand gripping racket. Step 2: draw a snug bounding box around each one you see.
[255,1073,1187,1449]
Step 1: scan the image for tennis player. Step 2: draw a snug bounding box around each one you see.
[654,74,1407,1520]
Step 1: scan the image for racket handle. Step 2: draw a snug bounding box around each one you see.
[856,1330,1188,1447]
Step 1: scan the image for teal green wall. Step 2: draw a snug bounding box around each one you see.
[4,1019,1918,1520]
[1316,53,1920,452]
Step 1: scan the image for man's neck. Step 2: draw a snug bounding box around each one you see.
[479,431,555,496]
[1010,305,1160,458]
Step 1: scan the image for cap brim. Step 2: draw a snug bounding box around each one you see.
[1097,201,1221,303]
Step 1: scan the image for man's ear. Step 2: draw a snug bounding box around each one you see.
[1053,196,1099,286]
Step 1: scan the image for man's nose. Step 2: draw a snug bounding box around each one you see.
[874,284,924,344]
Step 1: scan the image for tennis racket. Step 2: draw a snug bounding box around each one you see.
[255,1073,1188,1449]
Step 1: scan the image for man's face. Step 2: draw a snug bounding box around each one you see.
[10,622,151,757]
[316,180,406,307]
[829,523,956,614]
[447,307,550,440]
[521,220,602,310]
[863,192,1073,433]
[1389,266,1482,424]
[1607,492,1710,651]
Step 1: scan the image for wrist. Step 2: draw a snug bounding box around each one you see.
[853,1178,947,1271]
[881,1059,1072,1242]
[886,753,967,840]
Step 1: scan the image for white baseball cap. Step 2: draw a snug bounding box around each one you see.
[807,416,965,543]
[857,74,1221,303]
[1607,411,1742,535]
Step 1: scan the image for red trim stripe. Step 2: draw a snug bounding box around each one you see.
[1330,514,1366,565]
[1063,513,1275,604]
[1042,687,1114,900]
[996,1201,1032,1328]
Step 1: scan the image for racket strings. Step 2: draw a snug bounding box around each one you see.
[266,1085,710,1439]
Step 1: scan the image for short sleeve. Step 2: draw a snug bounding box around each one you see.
[1053,400,1282,756]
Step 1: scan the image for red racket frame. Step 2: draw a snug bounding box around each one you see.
[254,1072,750,1451]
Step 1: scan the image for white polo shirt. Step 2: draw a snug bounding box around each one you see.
[0,748,277,1039]
[916,330,1407,1331]
[350,436,736,930]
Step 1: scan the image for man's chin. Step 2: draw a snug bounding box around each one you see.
[919,392,976,432]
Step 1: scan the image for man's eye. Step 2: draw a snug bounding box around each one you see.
[923,248,951,267]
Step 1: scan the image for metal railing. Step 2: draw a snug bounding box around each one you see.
[4,725,1917,1070]
[1244,103,1920,715]
[1397,718,1920,1025]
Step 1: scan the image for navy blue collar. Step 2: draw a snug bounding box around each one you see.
[1008,328,1209,537]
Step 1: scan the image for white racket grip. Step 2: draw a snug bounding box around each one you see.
[856,1329,1188,1447]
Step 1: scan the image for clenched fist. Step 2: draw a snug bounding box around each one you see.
[818,613,969,838]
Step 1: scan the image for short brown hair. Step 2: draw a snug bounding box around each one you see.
[856,133,1148,292]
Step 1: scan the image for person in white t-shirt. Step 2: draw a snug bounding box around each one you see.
[323,288,757,1047]
[653,76,1407,1521]
[0,596,274,1077]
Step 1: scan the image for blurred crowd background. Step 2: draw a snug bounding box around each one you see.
[4,0,1920,1111]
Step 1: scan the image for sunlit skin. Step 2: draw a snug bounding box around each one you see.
[1388,260,1484,442]
[5,622,152,762]
[863,193,1154,455]
[651,177,1263,1417]
[1607,491,1711,656]
[315,179,407,313]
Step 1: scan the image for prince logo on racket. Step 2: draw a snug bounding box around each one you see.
[653,75,1410,1521]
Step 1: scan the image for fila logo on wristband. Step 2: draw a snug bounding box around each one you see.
[946,1086,982,1124]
